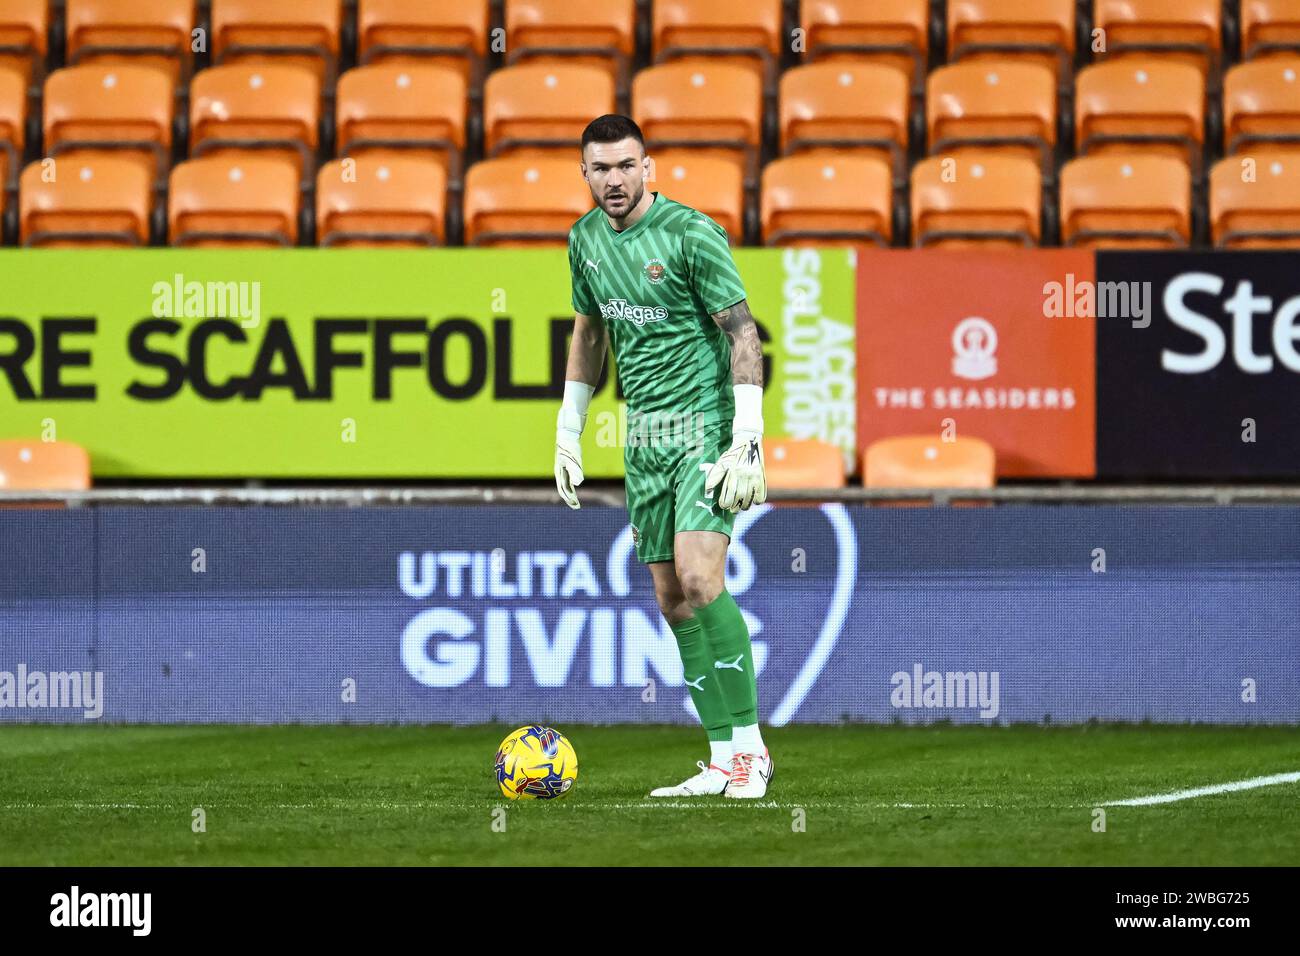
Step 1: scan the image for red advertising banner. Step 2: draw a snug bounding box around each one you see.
[856,249,1096,478]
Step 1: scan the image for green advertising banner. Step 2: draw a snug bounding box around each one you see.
[0,249,853,477]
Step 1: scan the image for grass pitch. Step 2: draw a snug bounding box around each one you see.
[0,724,1296,866]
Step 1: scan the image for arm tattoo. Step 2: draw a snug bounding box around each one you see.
[711,299,764,387]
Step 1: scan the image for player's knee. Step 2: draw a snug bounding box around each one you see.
[678,568,722,608]
[652,585,689,622]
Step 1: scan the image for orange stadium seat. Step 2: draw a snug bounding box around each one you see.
[0,440,91,491]
[484,63,615,157]
[761,152,892,246]
[190,64,321,186]
[911,153,1041,247]
[169,154,300,246]
[778,61,909,185]
[801,0,929,93]
[633,61,763,187]
[647,149,744,239]
[1223,58,1300,154]
[864,435,996,489]
[43,64,174,187]
[1075,60,1205,174]
[653,0,783,89]
[1241,0,1300,59]
[927,60,1057,177]
[336,63,467,187]
[65,0,197,84]
[1093,0,1221,79]
[0,63,23,191]
[316,155,446,246]
[462,156,592,247]
[20,155,151,246]
[948,0,1075,83]
[210,0,342,84]
[357,0,489,95]
[1059,154,1191,247]
[764,438,847,489]
[505,0,636,99]
[0,0,48,87]
[1210,153,1300,247]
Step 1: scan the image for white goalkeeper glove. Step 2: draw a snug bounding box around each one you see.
[705,384,767,512]
[555,381,593,510]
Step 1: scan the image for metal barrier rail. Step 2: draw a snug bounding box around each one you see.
[4,485,1300,507]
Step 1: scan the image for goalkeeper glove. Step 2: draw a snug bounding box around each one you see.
[705,384,767,512]
[555,381,593,510]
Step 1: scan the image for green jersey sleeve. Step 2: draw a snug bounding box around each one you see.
[568,232,598,317]
[684,217,747,315]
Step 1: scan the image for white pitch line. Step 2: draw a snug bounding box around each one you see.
[1101,771,1300,807]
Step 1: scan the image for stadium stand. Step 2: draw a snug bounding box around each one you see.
[0,61,24,195]
[910,153,1042,247]
[801,0,930,95]
[0,0,49,88]
[761,151,893,246]
[1222,57,1300,153]
[316,153,446,246]
[1059,153,1192,247]
[0,439,91,490]
[778,61,909,186]
[504,0,636,103]
[1209,151,1300,246]
[189,63,321,188]
[20,152,151,245]
[335,62,468,189]
[1240,0,1300,59]
[764,437,848,488]
[864,435,997,489]
[168,153,300,246]
[647,148,745,238]
[926,59,1058,179]
[462,154,590,246]
[484,61,616,156]
[64,0,196,83]
[42,63,174,189]
[210,0,343,85]
[1,0,1298,250]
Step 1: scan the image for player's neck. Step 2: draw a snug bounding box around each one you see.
[606,190,656,233]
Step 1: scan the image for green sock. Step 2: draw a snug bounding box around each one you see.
[693,590,758,727]
[670,616,732,742]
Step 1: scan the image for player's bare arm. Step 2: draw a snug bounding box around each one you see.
[704,299,768,514]
[710,299,764,388]
[564,310,607,386]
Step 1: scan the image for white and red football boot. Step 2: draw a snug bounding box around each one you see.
[724,750,774,799]
[648,760,731,797]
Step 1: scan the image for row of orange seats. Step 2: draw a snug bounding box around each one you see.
[4,52,1298,205]
[4,0,1298,95]
[11,146,1297,249]
[0,435,998,492]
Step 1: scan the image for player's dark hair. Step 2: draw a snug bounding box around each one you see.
[581,114,645,152]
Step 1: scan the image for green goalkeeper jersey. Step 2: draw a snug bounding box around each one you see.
[567,193,747,427]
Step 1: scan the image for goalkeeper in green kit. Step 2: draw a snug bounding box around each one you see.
[554,115,773,798]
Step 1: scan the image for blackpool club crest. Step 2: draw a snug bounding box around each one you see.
[643,258,666,284]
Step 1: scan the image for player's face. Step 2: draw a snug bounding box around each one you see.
[581,139,648,219]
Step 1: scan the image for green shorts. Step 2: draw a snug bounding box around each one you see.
[624,419,736,564]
